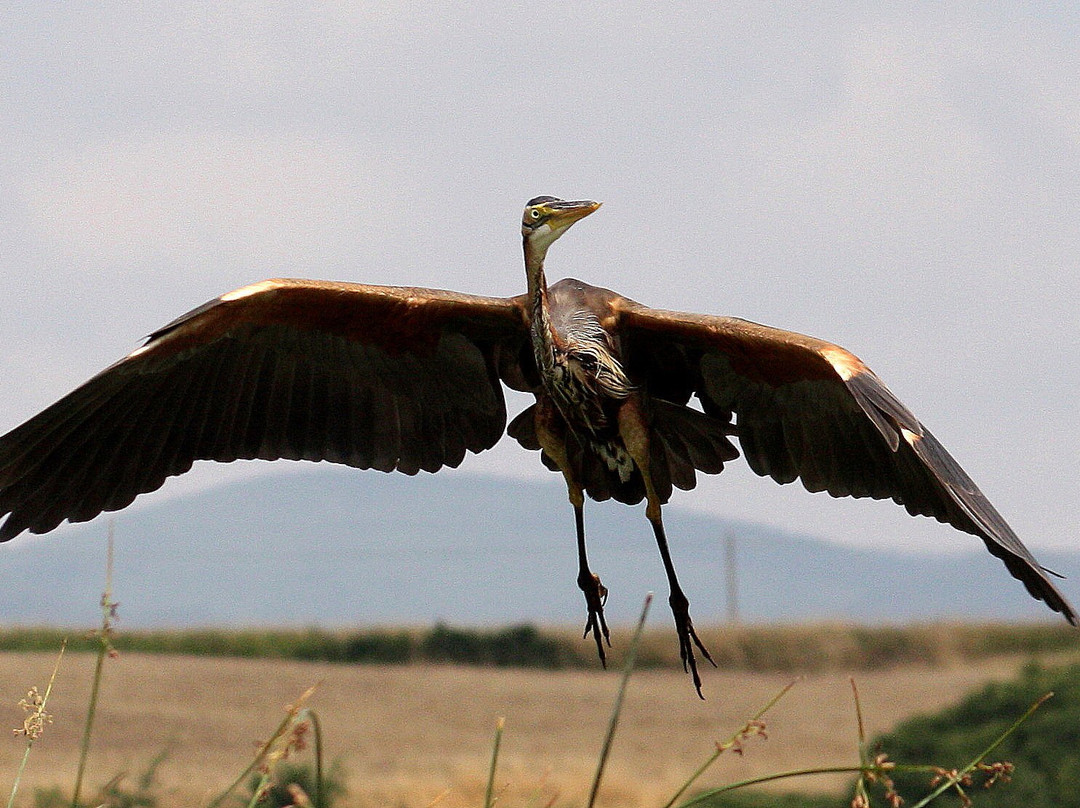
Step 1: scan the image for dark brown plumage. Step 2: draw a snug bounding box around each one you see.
[0,197,1072,697]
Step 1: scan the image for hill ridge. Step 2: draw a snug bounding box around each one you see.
[1,465,1075,627]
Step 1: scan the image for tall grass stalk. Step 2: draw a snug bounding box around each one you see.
[483,717,505,808]
[850,677,874,807]
[6,640,66,808]
[672,690,1052,807]
[907,691,1053,808]
[678,764,875,805]
[308,709,325,808]
[661,678,797,808]
[71,523,118,808]
[206,684,319,808]
[586,592,653,808]
[241,703,324,808]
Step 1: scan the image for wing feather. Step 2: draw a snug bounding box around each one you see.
[614,297,1076,625]
[0,279,529,540]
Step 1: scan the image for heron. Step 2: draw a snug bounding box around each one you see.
[0,196,1073,696]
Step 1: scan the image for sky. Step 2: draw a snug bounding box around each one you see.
[1,4,1078,570]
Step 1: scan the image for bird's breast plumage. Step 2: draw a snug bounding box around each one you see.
[532,311,636,483]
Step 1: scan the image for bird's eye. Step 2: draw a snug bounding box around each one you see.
[530,209,542,220]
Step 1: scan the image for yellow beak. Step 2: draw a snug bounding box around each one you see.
[543,200,602,231]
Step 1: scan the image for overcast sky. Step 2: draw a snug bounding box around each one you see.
[1,5,1078,573]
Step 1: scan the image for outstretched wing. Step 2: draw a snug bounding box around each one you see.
[612,297,1076,625]
[0,278,531,540]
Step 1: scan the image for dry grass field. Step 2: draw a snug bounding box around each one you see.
[1,646,1073,808]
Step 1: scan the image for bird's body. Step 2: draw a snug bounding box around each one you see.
[536,280,636,477]
[0,196,1073,696]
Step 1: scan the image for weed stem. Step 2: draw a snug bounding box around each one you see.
[907,691,1053,808]
[7,641,65,808]
[586,592,653,808]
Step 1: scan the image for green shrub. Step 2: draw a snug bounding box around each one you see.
[30,749,166,808]
[31,786,69,808]
[243,761,346,808]
[342,629,414,663]
[418,622,568,667]
[868,662,1080,806]
[1,622,1074,672]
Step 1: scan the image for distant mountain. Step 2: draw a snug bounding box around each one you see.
[1,465,1076,628]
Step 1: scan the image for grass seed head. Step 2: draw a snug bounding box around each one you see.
[977,760,1014,788]
[718,718,768,756]
[14,687,53,739]
[284,720,310,758]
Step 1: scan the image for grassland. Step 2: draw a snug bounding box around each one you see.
[2,623,1077,808]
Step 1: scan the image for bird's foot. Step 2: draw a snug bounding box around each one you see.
[578,569,611,667]
[669,591,716,699]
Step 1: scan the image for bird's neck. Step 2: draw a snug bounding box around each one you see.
[524,237,556,375]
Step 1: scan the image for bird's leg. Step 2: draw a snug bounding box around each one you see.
[573,497,610,665]
[617,397,714,697]
[646,503,715,698]
[534,408,610,667]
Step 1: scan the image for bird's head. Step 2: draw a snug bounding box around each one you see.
[521,196,601,257]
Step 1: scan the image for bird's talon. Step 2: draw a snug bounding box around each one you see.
[579,571,611,665]
[670,596,713,697]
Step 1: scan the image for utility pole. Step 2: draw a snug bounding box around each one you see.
[724,531,739,624]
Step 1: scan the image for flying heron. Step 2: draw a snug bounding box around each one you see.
[0,196,1073,696]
